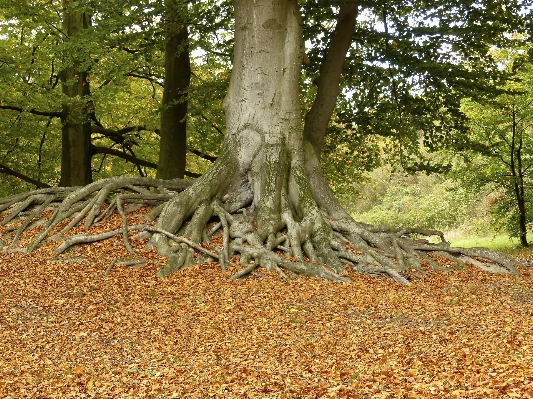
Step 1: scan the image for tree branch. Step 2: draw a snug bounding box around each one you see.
[0,104,62,118]
[91,125,148,144]
[200,114,225,135]
[128,73,165,87]
[303,3,358,156]
[92,146,201,178]
[93,146,158,169]
[189,148,217,162]
[0,163,51,188]
[185,170,201,178]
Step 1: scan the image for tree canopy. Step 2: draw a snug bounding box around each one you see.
[1,0,530,192]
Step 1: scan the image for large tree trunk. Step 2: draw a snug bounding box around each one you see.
[156,0,191,180]
[153,0,346,279]
[147,0,519,281]
[60,6,93,187]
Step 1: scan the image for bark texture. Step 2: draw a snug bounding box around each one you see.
[157,0,191,180]
[60,5,93,187]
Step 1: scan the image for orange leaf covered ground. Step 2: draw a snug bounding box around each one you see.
[0,209,532,398]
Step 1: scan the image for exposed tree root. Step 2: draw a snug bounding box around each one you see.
[0,173,525,284]
[104,258,147,276]
[0,177,190,252]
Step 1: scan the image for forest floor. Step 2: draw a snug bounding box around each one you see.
[1,208,533,398]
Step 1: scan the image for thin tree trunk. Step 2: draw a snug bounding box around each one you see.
[157,0,191,180]
[303,3,358,157]
[515,109,528,247]
[60,5,93,187]
[516,185,528,247]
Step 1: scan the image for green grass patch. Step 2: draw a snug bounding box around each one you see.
[447,233,533,258]
[448,234,518,250]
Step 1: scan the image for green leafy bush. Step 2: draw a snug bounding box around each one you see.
[349,169,489,232]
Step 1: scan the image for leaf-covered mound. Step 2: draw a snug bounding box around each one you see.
[1,208,532,398]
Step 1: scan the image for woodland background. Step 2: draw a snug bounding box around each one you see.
[1,0,532,247]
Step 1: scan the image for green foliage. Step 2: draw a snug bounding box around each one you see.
[448,234,518,250]
[185,0,234,173]
[351,168,483,232]
[1,0,531,202]
[321,123,384,200]
[454,43,533,242]
[0,2,62,193]
[487,190,533,239]
[0,0,164,190]
[186,64,228,174]
[0,0,232,193]
[304,0,530,198]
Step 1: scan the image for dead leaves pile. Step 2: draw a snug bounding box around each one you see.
[0,209,532,398]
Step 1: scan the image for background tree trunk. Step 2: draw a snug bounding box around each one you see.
[157,1,191,180]
[516,185,528,247]
[513,117,528,247]
[60,6,93,187]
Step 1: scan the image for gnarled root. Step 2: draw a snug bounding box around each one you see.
[146,145,524,283]
[0,177,190,251]
[0,170,524,283]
